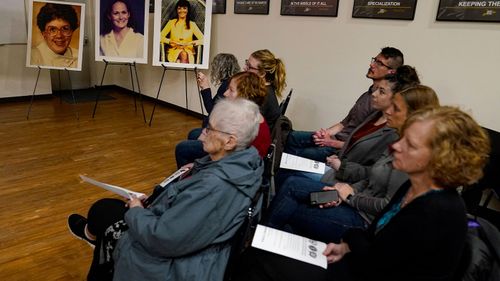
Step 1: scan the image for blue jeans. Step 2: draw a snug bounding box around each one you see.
[274,169,324,193]
[285,131,338,162]
[174,128,206,168]
[188,128,203,140]
[265,176,366,243]
[175,139,207,168]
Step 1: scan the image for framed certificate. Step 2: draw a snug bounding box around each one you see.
[213,0,226,14]
[281,0,339,17]
[352,0,418,20]
[234,0,270,15]
[437,0,500,22]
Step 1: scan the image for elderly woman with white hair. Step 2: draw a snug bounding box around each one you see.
[67,98,264,281]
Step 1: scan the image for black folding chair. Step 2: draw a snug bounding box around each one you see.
[279,88,293,115]
[223,188,263,281]
[462,127,500,230]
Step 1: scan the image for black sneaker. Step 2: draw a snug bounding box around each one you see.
[67,214,96,248]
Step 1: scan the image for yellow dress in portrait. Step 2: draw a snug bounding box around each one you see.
[160,19,204,63]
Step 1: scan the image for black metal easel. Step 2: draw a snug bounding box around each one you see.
[148,66,203,127]
[92,59,146,123]
[27,66,79,120]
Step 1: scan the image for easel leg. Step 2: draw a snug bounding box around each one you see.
[93,60,109,118]
[129,63,137,111]
[65,68,79,120]
[58,70,62,104]
[132,62,146,123]
[26,66,42,120]
[148,66,167,127]
[193,67,204,116]
[184,68,188,109]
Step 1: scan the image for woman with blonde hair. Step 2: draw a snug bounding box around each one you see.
[322,106,490,281]
[245,49,287,129]
[234,106,490,281]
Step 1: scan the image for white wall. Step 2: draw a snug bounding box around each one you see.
[3,0,499,132]
[0,45,52,96]
[94,0,500,131]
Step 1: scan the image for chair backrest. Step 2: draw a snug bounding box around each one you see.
[262,144,277,208]
[223,189,263,281]
[462,127,500,215]
[279,88,293,116]
[453,215,500,281]
[480,127,500,195]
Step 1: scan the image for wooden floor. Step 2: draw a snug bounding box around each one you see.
[0,90,200,280]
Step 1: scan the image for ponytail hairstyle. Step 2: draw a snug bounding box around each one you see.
[386,65,420,93]
[398,85,440,116]
[250,49,287,98]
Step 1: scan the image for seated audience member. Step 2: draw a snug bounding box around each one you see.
[266,84,439,243]
[276,65,420,188]
[190,53,241,139]
[68,98,264,281]
[244,49,287,130]
[175,72,271,167]
[31,3,80,68]
[233,106,490,281]
[285,47,404,162]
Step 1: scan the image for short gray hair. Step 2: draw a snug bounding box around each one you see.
[210,98,260,151]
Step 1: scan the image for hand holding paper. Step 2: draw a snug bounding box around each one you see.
[280,153,326,174]
[251,225,328,269]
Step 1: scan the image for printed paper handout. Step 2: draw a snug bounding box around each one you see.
[251,225,328,269]
[279,153,326,174]
[80,175,146,200]
[80,167,191,200]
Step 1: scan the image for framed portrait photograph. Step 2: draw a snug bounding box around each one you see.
[26,0,85,71]
[437,0,500,22]
[352,0,418,20]
[95,0,149,64]
[234,0,270,15]
[212,0,226,14]
[152,0,212,69]
[281,0,339,17]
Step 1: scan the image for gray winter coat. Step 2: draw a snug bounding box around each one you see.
[112,147,264,281]
[340,150,408,223]
[321,111,398,185]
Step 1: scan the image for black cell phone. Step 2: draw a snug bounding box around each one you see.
[310,190,339,205]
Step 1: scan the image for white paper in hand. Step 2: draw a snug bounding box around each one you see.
[251,225,328,269]
[279,153,326,174]
[80,175,146,200]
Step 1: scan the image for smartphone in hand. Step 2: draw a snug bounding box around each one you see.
[310,190,339,205]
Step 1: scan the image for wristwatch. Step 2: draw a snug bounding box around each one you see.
[345,194,354,204]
